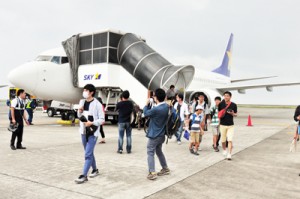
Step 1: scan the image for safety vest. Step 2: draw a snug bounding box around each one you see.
[26,100,32,109]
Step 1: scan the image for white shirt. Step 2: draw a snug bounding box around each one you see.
[11,97,26,110]
[77,99,105,137]
[199,101,210,115]
[174,102,189,122]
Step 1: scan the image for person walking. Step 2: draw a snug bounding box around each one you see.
[189,105,204,155]
[166,85,177,100]
[209,96,222,152]
[293,105,300,176]
[143,88,170,180]
[116,90,133,154]
[75,84,105,184]
[174,93,189,145]
[198,93,210,131]
[219,91,237,160]
[9,89,29,150]
[97,97,106,144]
[26,98,37,125]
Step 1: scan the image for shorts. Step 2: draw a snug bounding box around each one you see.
[211,125,220,136]
[190,131,200,144]
[220,125,234,142]
[298,125,300,135]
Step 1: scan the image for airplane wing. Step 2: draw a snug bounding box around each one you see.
[217,82,300,93]
[231,76,277,83]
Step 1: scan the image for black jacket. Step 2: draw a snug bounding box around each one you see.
[293,105,300,125]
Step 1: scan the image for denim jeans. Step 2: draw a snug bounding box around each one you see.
[81,134,98,176]
[175,121,184,141]
[26,109,33,124]
[147,136,168,173]
[118,122,132,152]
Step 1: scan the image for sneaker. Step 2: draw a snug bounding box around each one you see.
[214,147,219,152]
[194,151,200,156]
[177,141,181,145]
[75,175,88,184]
[89,169,99,178]
[189,148,194,154]
[10,145,16,150]
[227,153,232,160]
[117,150,123,154]
[147,172,157,180]
[222,150,227,157]
[157,168,170,176]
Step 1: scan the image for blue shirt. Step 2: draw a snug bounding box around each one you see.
[143,102,169,139]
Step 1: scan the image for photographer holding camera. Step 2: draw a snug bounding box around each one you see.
[75,84,105,184]
[219,91,237,160]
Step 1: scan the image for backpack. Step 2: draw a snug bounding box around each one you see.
[165,106,181,143]
[188,113,196,130]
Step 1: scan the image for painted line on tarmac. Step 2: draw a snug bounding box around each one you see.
[0,172,104,199]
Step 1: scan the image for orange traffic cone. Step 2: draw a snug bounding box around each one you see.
[247,115,253,126]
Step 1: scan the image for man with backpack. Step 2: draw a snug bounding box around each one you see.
[198,93,210,131]
[174,93,189,145]
[143,88,170,180]
[188,105,204,155]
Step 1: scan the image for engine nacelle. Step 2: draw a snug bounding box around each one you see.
[185,89,222,108]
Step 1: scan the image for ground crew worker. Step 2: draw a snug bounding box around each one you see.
[10,89,29,150]
[26,98,37,125]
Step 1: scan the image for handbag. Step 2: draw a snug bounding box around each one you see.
[86,125,98,135]
[218,102,231,119]
[183,130,190,140]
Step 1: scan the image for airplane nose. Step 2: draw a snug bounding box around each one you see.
[8,62,38,94]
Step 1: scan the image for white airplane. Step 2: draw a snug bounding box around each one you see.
[7,29,300,112]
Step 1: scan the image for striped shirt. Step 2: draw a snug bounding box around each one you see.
[210,105,219,126]
[190,113,203,132]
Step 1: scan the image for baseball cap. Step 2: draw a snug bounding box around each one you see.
[195,105,204,111]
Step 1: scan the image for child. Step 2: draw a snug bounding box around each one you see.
[188,105,204,155]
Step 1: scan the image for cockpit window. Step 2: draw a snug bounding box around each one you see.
[35,56,52,61]
[61,56,69,64]
[51,56,60,64]
[35,55,69,64]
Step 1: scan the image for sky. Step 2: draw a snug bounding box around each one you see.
[0,0,300,105]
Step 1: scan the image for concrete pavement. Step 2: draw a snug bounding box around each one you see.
[0,102,299,199]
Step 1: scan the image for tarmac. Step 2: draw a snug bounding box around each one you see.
[0,102,299,199]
